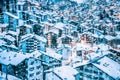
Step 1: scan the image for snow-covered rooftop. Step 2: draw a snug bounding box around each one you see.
[0,51,28,66]
[53,66,79,80]
[17,2,25,5]
[104,35,116,41]
[41,48,62,60]
[42,22,54,26]
[1,44,18,50]
[76,43,97,51]
[0,24,8,28]
[0,71,21,80]
[72,59,89,68]
[21,34,47,43]
[7,31,18,36]
[4,12,19,19]
[0,40,6,45]
[93,56,120,79]
[27,50,42,59]
[48,29,59,35]
[23,24,32,28]
[5,35,16,42]
[54,22,64,30]
[0,32,16,42]
[72,50,110,68]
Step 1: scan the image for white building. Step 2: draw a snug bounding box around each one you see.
[0,50,43,80]
[45,66,79,80]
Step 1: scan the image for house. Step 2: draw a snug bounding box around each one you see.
[74,56,120,80]
[0,51,28,79]
[33,24,44,36]
[20,34,47,53]
[2,0,17,13]
[41,48,62,70]
[4,12,19,31]
[0,33,18,52]
[0,50,43,80]
[45,66,79,80]
[0,71,21,80]
[57,44,72,60]
[53,22,64,37]
[17,0,33,12]
[44,22,65,48]
[0,24,8,33]
[18,24,33,37]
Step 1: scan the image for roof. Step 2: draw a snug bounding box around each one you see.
[0,50,43,66]
[0,40,6,45]
[24,24,32,28]
[2,44,18,50]
[42,22,54,26]
[0,51,28,66]
[48,29,59,35]
[17,2,25,5]
[0,34,16,42]
[53,66,78,80]
[7,31,18,36]
[0,71,21,80]
[4,12,19,19]
[21,34,47,43]
[97,44,110,51]
[76,43,96,51]
[72,59,90,68]
[54,22,64,30]
[35,34,47,43]
[92,56,120,79]
[5,35,15,42]
[104,35,116,41]
[27,50,42,59]
[0,24,8,28]
[41,48,62,60]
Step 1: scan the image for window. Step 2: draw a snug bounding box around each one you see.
[30,61,34,65]
[94,70,98,74]
[36,71,41,75]
[29,67,34,71]
[18,5,21,10]
[99,77,104,80]
[36,65,41,69]
[103,63,109,67]
[29,73,34,77]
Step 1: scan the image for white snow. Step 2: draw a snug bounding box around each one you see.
[35,35,47,43]
[0,51,28,66]
[41,48,62,60]
[104,35,116,41]
[0,71,21,80]
[93,56,120,79]
[21,34,47,43]
[0,40,6,45]
[27,50,42,59]
[8,31,18,36]
[4,12,19,19]
[42,22,54,27]
[76,43,95,51]
[54,22,64,30]
[48,29,59,35]
[17,2,25,5]
[5,35,15,42]
[98,44,110,51]
[0,32,15,42]
[24,24,32,28]
[72,60,89,68]
[53,66,78,80]
[0,24,8,28]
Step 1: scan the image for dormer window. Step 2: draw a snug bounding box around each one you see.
[103,63,109,67]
